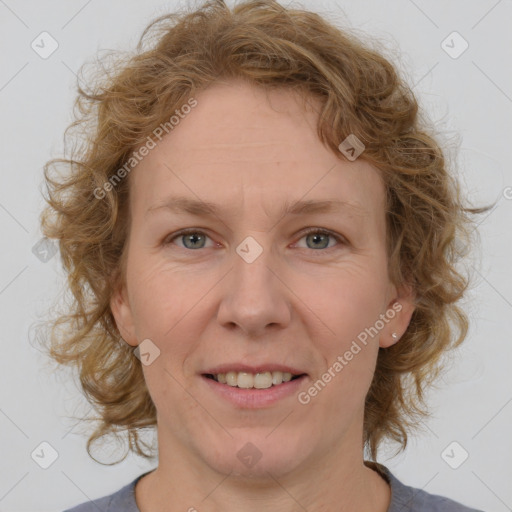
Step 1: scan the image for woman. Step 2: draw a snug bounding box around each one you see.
[40,1,489,510]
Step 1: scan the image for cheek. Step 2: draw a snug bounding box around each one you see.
[305,331,379,417]
[126,257,214,378]
[127,256,196,337]
[297,260,386,401]
[299,259,389,347]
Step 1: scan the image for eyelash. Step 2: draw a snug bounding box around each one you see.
[163,227,347,253]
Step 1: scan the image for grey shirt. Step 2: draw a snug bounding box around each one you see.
[63,462,484,511]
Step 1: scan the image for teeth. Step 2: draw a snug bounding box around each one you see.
[226,371,238,386]
[255,372,273,388]
[211,371,297,388]
[237,372,254,389]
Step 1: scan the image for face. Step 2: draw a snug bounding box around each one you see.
[111,80,415,479]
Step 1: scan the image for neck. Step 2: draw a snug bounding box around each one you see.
[135,429,391,512]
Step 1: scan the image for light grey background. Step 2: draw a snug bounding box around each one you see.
[0,0,511,511]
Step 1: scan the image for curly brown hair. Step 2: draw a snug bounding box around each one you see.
[37,0,491,464]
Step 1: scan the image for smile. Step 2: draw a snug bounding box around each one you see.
[204,371,303,389]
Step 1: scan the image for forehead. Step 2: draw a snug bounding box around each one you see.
[129,80,386,224]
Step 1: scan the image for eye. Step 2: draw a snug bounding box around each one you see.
[163,228,346,252]
[294,228,345,251]
[164,229,215,250]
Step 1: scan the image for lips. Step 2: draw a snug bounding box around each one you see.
[201,369,307,408]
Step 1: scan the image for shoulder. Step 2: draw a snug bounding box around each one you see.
[62,471,152,512]
[366,462,485,512]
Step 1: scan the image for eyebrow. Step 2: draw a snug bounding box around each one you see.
[145,195,366,219]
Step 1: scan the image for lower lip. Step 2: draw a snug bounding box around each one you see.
[201,375,307,408]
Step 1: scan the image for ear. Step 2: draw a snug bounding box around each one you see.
[379,282,416,349]
[110,281,138,347]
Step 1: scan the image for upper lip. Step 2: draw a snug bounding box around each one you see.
[203,363,307,376]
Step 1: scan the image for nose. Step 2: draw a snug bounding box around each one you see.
[216,236,292,338]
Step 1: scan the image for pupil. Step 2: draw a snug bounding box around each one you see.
[308,233,328,249]
[185,233,204,249]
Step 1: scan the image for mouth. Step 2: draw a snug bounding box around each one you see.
[203,371,306,389]
[201,366,308,408]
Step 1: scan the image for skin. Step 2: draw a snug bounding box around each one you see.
[110,79,416,512]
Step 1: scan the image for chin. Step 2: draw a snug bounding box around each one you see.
[199,429,307,481]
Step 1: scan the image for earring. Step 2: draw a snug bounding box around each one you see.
[391,332,398,340]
